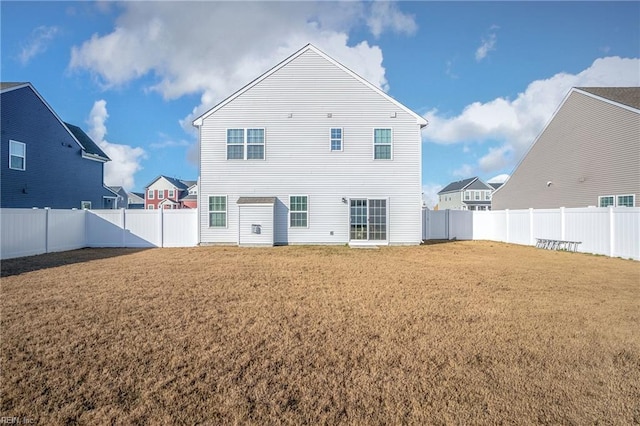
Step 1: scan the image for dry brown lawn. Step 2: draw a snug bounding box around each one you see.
[1,241,639,424]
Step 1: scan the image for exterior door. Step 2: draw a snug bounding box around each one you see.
[349,199,387,241]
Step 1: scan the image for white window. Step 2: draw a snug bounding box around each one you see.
[9,140,26,171]
[157,190,164,199]
[617,194,635,207]
[598,196,615,207]
[600,194,636,207]
[81,201,91,210]
[485,191,491,200]
[168,189,175,198]
[289,195,308,227]
[330,128,343,151]
[209,196,227,227]
[464,191,470,201]
[373,128,392,159]
[475,191,480,201]
[227,128,265,160]
[147,190,154,199]
[147,205,154,210]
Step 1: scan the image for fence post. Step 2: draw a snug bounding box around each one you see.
[529,208,534,246]
[44,207,50,254]
[505,209,510,243]
[609,206,615,257]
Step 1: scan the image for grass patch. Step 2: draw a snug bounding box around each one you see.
[1,242,639,423]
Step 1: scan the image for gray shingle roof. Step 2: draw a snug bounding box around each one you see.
[438,177,477,194]
[577,87,640,110]
[0,82,28,91]
[237,197,276,204]
[64,122,110,160]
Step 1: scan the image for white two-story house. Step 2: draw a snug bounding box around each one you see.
[193,44,427,246]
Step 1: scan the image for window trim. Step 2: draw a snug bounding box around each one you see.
[147,205,155,210]
[168,189,175,198]
[289,195,309,228]
[208,195,227,228]
[600,194,636,207]
[147,189,154,200]
[373,128,393,160]
[9,140,26,171]
[226,128,266,160]
[157,189,164,199]
[617,194,635,207]
[330,128,343,152]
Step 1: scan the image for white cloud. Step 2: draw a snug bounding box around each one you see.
[367,1,418,39]
[487,174,510,184]
[453,164,475,178]
[87,100,147,190]
[19,26,60,65]
[475,27,498,62]
[424,56,640,174]
[69,2,416,134]
[422,183,442,209]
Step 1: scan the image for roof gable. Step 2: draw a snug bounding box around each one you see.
[65,122,110,161]
[438,177,477,194]
[192,44,427,127]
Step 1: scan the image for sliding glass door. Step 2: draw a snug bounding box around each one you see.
[349,199,387,241]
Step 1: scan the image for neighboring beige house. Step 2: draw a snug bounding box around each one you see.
[492,87,639,210]
[437,177,495,210]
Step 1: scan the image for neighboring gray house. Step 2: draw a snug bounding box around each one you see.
[493,87,639,209]
[437,177,495,211]
[108,186,145,209]
[193,44,427,246]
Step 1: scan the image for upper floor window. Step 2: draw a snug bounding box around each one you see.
[147,189,154,199]
[209,195,227,227]
[330,128,343,151]
[9,140,26,171]
[485,191,491,200]
[475,191,480,201]
[157,190,164,199]
[227,128,265,160]
[373,128,392,160]
[168,189,175,198]
[464,191,470,201]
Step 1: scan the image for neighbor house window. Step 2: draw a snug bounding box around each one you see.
[209,196,227,227]
[81,201,91,210]
[617,194,635,207]
[246,129,265,159]
[330,128,343,151]
[290,195,308,227]
[475,191,480,201]
[485,191,491,200]
[157,190,164,199]
[9,140,26,171]
[168,189,175,198]
[598,196,614,207]
[373,128,392,159]
[147,190,154,200]
[464,191,470,201]
[148,205,154,210]
[227,128,265,160]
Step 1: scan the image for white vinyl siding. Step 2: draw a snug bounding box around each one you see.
[9,140,26,171]
[209,196,227,227]
[198,48,423,245]
[373,128,392,159]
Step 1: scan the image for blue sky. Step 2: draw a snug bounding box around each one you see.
[2,1,639,206]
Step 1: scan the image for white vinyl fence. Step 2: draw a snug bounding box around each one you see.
[1,208,198,260]
[423,207,640,260]
[2,207,638,260]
